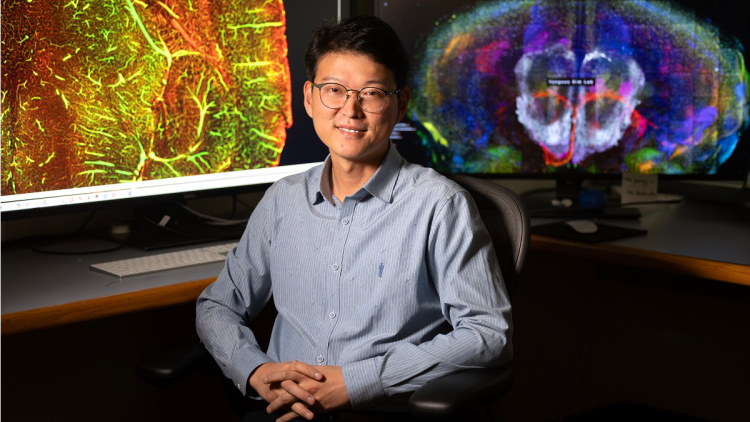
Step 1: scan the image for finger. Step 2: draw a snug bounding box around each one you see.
[277,402,315,421]
[263,360,323,383]
[266,392,295,415]
[265,382,285,402]
[265,360,321,382]
[264,368,323,385]
[280,379,316,406]
[263,370,312,384]
[290,360,324,381]
[276,411,300,422]
[275,404,314,422]
[266,382,314,414]
[291,401,315,420]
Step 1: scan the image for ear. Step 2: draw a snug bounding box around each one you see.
[303,81,314,118]
[396,86,411,122]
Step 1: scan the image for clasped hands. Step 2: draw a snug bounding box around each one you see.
[249,360,350,422]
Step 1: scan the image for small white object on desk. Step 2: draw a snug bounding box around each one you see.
[621,173,658,204]
[564,220,599,234]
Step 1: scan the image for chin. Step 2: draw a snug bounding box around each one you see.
[334,149,367,161]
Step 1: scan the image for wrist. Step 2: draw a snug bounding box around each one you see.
[248,362,271,394]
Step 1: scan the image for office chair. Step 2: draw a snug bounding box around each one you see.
[137,175,530,421]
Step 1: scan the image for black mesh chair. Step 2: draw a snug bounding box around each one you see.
[137,175,530,421]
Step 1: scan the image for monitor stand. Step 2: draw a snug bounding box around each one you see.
[104,225,243,251]
[94,203,245,250]
[525,179,642,220]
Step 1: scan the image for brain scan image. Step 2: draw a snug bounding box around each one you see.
[1,0,292,195]
[410,0,749,175]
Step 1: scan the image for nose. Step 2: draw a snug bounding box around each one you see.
[340,91,364,118]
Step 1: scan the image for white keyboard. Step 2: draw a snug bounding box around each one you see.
[90,242,239,278]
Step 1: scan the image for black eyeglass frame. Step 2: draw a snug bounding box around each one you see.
[311,82,401,113]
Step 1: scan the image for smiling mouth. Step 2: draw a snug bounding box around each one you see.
[337,126,367,133]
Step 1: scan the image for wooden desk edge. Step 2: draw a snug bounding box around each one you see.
[5,237,749,336]
[2,277,217,336]
[530,234,750,287]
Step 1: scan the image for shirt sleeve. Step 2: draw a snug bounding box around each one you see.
[342,190,513,409]
[195,186,277,397]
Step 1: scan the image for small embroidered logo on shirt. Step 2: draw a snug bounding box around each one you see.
[379,263,384,278]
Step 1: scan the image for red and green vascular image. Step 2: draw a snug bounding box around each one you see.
[1,0,292,195]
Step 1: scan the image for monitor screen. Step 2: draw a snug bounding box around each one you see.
[1,0,338,216]
[378,0,750,179]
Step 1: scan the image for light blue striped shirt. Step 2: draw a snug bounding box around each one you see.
[196,144,512,411]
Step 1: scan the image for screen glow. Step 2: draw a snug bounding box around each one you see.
[1,0,293,201]
[408,0,749,175]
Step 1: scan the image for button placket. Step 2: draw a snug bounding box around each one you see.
[321,198,360,368]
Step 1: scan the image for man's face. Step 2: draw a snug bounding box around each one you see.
[304,52,409,167]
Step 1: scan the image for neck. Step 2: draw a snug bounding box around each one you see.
[329,149,388,201]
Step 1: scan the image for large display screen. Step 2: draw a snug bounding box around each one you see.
[1,0,334,214]
[380,0,749,178]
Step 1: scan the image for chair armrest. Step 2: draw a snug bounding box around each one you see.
[136,342,218,386]
[408,366,513,421]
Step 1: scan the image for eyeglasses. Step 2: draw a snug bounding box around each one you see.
[311,82,401,113]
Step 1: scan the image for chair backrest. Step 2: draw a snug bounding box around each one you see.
[445,174,530,297]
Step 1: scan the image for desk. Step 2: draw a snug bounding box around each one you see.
[531,199,750,286]
[2,199,749,335]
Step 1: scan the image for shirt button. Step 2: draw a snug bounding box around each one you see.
[317,356,324,363]
[332,264,339,271]
[329,311,336,319]
[342,218,349,225]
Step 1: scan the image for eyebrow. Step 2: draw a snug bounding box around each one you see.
[318,76,390,88]
[319,76,344,83]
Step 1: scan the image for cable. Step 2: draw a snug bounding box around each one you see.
[138,211,241,238]
[233,194,256,213]
[138,212,213,237]
[228,194,238,218]
[176,203,249,226]
[76,210,97,233]
[27,210,126,255]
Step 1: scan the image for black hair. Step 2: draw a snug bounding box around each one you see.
[304,15,410,89]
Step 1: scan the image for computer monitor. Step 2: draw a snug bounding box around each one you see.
[377,0,750,187]
[0,0,343,221]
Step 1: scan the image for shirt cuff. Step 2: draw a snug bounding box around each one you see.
[230,346,273,397]
[342,357,386,410]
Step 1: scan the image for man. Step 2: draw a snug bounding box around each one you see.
[196,15,512,422]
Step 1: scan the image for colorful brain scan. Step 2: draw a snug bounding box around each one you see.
[1,0,292,195]
[411,0,749,175]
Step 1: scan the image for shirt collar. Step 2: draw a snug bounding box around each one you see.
[362,142,402,203]
[316,158,334,205]
[315,142,403,206]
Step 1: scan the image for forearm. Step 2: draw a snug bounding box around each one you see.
[196,289,274,395]
[342,316,511,409]
[195,190,277,395]
[195,232,275,396]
